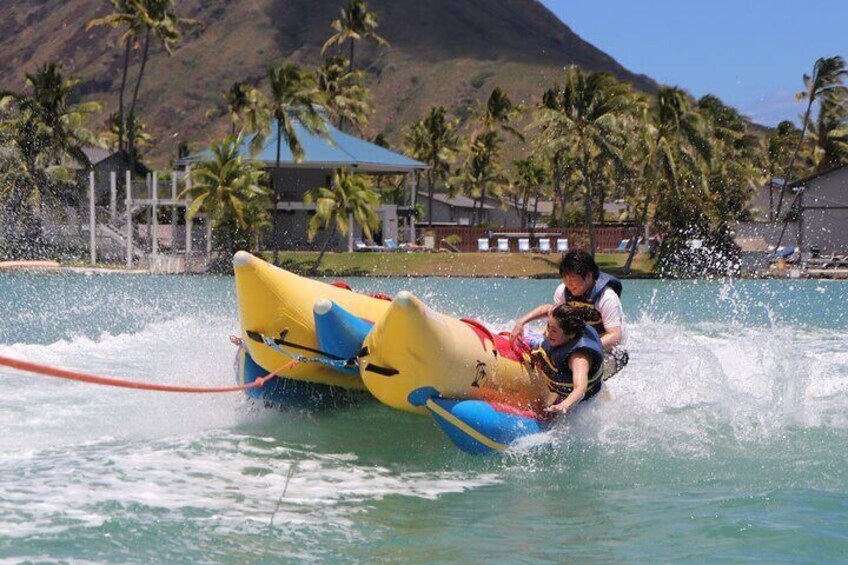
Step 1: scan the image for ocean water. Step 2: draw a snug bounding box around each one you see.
[1,271,847,563]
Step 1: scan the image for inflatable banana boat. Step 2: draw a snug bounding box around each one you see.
[233,251,550,453]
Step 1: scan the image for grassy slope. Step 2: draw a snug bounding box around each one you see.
[266,251,655,278]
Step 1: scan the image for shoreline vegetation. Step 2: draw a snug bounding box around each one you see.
[4,252,653,278]
[6,252,847,279]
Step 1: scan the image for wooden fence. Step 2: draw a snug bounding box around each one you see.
[425,226,637,253]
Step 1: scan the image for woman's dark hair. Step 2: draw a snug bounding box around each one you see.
[559,249,599,279]
[550,304,586,336]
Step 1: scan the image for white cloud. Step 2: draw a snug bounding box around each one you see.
[740,88,805,127]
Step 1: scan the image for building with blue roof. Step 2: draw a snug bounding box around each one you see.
[180,113,426,252]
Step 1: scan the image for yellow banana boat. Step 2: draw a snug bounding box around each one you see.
[359,291,547,415]
[233,250,389,392]
[233,252,552,454]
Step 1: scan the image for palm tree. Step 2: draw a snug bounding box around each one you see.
[0,64,101,254]
[181,135,268,258]
[533,86,572,227]
[621,87,711,274]
[482,87,524,141]
[696,94,762,226]
[234,85,270,142]
[102,112,153,161]
[248,63,328,264]
[764,121,801,221]
[510,157,548,230]
[304,169,381,273]
[453,130,507,225]
[86,0,144,154]
[317,56,373,132]
[321,0,389,75]
[124,0,196,171]
[537,67,633,255]
[88,0,195,162]
[810,90,848,172]
[404,106,460,226]
[26,63,100,162]
[223,81,253,136]
[774,56,848,219]
[1,63,101,202]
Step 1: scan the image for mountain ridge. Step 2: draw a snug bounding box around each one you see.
[0,0,659,165]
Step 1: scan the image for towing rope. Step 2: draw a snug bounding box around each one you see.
[0,354,297,393]
[246,329,399,377]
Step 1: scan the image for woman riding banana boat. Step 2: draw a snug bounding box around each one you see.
[232,251,627,454]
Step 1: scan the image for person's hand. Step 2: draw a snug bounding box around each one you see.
[509,322,524,343]
[544,402,568,415]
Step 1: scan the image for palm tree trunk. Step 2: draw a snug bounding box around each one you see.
[478,186,487,226]
[427,170,435,227]
[310,222,337,275]
[519,190,529,229]
[623,189,651,274]
[580,149,596,256]
[336,39,357,133]
[127,27,151,175]
[767,169,775,222]
[273,119,282,264]
[774,98,813,220]
[597,183,606,226]
[530,191,540,245]
[552,153,566,226]
[118,39,131,153]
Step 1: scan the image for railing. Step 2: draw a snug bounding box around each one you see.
[423,226,637,252]
[127,174,187,201]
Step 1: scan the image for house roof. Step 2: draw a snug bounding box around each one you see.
[82,146,113,165]
[181,114,427,174]
[788,164,847,188]
[527,199,555,215]
[431,193,497,210]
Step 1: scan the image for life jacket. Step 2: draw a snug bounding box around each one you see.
[530,324,605,400]
[564,272,622,335]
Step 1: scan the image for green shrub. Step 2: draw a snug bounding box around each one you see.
[444,234,462,246]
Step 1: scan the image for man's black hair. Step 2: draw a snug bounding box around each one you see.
[558,249,599,279]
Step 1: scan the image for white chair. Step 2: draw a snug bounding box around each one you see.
[538,238,551,253]
[556,238,569,253]
[518,238,530,252]
[477,238,490,252]
[497,238,509,252]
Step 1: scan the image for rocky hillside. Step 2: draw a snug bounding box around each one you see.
[0,0,658,166]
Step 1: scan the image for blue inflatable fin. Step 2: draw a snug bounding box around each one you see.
[313,299,374,374]
[408,387,547,455]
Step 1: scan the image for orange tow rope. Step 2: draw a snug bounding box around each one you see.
[0,354,297,393]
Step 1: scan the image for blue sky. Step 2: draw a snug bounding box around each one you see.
[539,0,847,126]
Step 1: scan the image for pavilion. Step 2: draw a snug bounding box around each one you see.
[180,114,427,251]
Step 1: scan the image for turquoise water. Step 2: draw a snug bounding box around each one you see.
[1,272,847,562]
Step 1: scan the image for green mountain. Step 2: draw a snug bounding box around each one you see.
[0,0,658,166]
